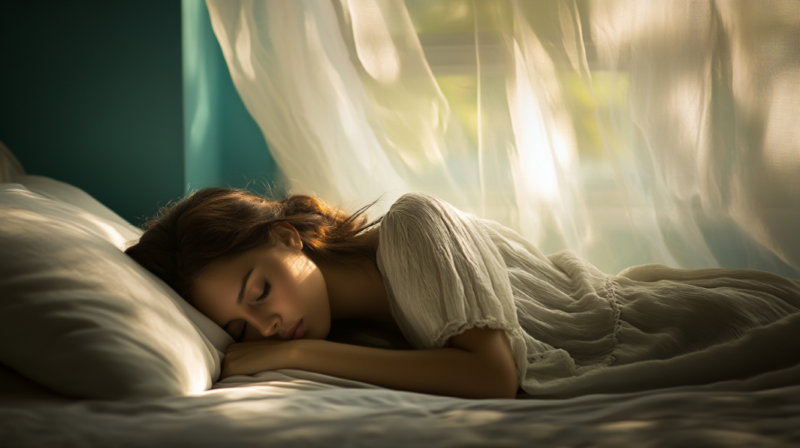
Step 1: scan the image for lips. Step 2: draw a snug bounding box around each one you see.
[285,319,304,340]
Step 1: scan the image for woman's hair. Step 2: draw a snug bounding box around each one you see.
[125,188,381,304]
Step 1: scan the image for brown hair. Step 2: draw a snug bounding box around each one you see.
[125,188,381,304]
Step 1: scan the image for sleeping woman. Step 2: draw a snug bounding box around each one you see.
[125,188,800,399]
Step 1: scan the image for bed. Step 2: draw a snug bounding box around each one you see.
[1,142,799,447]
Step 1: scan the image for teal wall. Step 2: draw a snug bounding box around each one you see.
[0,1,184,225]
[0,0,276,225]
[182,0,276,196]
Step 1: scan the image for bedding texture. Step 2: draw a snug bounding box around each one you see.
[0,142,798,446]
[3,373,800,448]
[0,180,232,399]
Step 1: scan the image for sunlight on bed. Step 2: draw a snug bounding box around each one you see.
[196,386,340,425]
[435,409,505,427]
[201,385,307,399]
[5,207,50,226]
[76,210,135,249]
[599,420,653,432]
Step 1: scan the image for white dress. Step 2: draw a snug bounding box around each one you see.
[376,193,800,397]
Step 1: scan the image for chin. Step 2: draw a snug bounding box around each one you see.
[314,325,331,340]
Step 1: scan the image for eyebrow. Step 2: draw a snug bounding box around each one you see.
[238,268,253,305]
[224,267,254,335]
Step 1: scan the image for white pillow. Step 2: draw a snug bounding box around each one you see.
[0,184,230,399]
[11,174,142,239]
[9,175,235,355]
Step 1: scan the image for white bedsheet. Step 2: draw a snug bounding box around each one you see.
[2,365,798,447]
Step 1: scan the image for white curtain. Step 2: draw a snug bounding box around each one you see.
[205,0,799,277]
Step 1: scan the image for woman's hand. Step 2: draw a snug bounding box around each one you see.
[219,331,518,398]
[220,339,301,379]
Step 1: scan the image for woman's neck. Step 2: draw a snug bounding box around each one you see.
[319,258,398,330]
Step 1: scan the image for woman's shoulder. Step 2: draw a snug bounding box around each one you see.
[380,192,484,251]
[388,192,441,210]
[385,192,463,222]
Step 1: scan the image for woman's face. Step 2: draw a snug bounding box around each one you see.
[191,223,331,342]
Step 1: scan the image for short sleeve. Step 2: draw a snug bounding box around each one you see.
[376,193,521,349]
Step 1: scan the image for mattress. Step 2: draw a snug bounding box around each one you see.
[2,368,799,447]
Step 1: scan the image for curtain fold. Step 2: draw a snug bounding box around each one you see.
[589,0,800,275]
[206,0,799,277]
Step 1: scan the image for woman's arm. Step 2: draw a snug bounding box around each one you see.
[221,327,519,399]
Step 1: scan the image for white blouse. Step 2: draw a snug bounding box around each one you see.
[376,193,800,397]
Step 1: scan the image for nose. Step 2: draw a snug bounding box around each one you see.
[249,315,280,339]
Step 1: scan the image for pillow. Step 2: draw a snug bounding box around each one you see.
[11,174,142,239]
[9,175,235,355]
[0,184,231,399]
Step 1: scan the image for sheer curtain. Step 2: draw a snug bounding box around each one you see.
[205,0,799,277]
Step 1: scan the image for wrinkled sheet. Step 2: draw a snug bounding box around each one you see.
[2,366,799,448]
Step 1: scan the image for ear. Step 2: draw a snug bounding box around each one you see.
[272,222,303,250]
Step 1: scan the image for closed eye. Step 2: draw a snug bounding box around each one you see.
[257,280,271,302]
[232,281,271,341]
